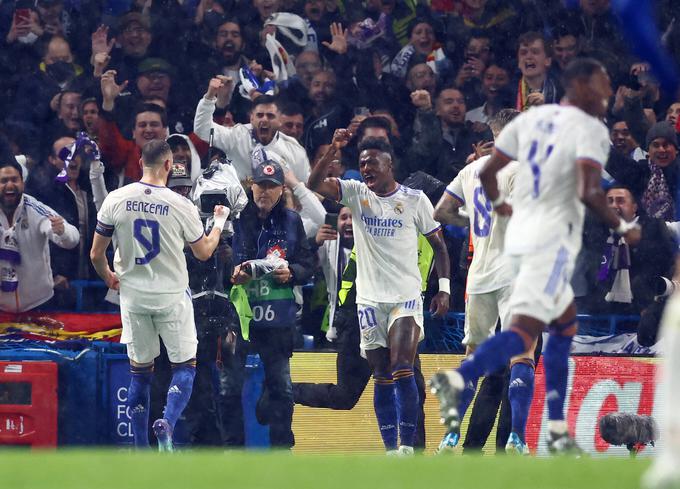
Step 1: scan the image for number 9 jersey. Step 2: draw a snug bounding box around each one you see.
[96,182,205,309]
[494,104,610,255]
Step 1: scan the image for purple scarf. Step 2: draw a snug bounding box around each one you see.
[598,231,633,303]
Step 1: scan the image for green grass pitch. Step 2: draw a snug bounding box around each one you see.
[0,450,649,489]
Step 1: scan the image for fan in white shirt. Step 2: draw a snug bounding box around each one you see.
[194,78,310,183]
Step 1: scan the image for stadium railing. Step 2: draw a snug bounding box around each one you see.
[421,312,641,353]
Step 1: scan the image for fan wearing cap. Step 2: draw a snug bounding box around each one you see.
[224,159,315,449]
[606,121,679,221]
[195,81,310,182]
[166,160,193,198]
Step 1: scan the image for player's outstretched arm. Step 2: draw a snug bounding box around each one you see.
[577,159,641,245]
[479,148,513,215]
[434,193,467,226]
[189,205,230,261]
[90,233,119,290]
[307,128,352,201]
[426,229,451,317]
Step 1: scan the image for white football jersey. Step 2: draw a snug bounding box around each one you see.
[446,156,519,294]
[494,104,610,255]
[339,180,440,303]
[97,182,205,310]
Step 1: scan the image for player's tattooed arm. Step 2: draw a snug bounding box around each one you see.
[90,233,120,290]
[480,148,513,216]
[434,193,467,226]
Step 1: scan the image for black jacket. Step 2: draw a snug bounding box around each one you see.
[606,151,679,206]
[26,164,97,281]
[409,108,493,182]
[581,213,676,314]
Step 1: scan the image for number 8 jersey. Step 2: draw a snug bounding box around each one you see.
[445,156,519,294]
[96,182,205,308]
[494,104,610,255]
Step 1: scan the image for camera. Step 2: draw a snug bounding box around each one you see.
[193,157,247,219]
[199,190,230,215]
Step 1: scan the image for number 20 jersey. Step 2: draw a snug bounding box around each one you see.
[494,104,610,255]
[339,180,440,304]
[446,156,519,294]
[96,182,204,305]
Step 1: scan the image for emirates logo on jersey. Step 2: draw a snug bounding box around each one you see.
[263,165,275,176]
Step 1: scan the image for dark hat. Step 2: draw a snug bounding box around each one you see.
[119,12,151,32]
[137,57,175,77]
[646,121,678,149]
[253,161,284,185]
[168,161,192,188]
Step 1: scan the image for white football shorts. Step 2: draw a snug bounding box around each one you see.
[357,296,424,351]
[120,290,198,364]
[463,285,513,346]
[507,240,578,325]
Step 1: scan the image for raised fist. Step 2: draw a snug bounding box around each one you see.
[410,90,432,110]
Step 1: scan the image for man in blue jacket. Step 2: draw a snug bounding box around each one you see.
[226,160,315,448]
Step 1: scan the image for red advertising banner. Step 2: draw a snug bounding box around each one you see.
[292,353,661,455]
[527,356,658,457]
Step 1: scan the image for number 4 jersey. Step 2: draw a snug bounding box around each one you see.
[445,156,519,294]
[494,104,610,256]
[96,182,204,309]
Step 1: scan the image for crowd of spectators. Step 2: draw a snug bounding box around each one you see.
[1,0,680,349]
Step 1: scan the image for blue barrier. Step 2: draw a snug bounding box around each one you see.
[419,312,641,353]
[100,345,268,448]
[70,280,110,312]
[0,307,645,448]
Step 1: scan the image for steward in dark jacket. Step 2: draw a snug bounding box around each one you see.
[222,160,314,449]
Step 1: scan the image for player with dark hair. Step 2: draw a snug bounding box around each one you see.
[308,132,450,455]
[90,139,228,451]
[430,58,641,453]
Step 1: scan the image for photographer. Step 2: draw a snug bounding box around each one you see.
[221,160,314,449]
